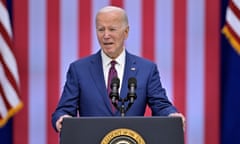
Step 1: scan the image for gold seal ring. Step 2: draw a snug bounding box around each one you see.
[101,128,146,144]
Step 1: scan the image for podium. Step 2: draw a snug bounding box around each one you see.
[60,117,184,144]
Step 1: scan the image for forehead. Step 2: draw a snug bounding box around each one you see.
[96,11,123,25]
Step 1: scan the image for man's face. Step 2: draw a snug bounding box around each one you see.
[96,11,129,59]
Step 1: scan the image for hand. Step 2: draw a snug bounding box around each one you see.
[56,114,72,132]
[168,113,186,131]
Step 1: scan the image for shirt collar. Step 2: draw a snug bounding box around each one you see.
[101,49,126,67]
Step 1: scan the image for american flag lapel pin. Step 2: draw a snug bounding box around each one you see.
[131,67,136,71]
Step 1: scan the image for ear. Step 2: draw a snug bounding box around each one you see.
[124,26,129,39]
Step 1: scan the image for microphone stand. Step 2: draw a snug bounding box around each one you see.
[113,97,135,117]
[120,99,125,117]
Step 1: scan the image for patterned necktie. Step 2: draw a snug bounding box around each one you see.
[107,60,118,95]
[107,60,118,111]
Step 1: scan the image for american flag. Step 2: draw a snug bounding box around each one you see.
[221,0,240,143]
[0,0,22,127]
[222,0,240,53]
[11,0,220,144]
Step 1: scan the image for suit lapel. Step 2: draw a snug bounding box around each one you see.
[120,52,138,99]
[89,51,113,113]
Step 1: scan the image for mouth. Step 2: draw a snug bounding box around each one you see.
[103,42,114,45]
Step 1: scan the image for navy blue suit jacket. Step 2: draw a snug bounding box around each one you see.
[52,50,177,130]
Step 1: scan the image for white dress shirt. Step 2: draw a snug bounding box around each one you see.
[101,50,125,93]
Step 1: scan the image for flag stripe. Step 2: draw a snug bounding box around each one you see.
[0,89,8,120]
[141,0,155,116]
[0,70,19,109]
[0,16,19,88]
[124,0,142,57]
[173,1,187,142]
[142,0,155,60]
[0,55,19,104]
[0,62,22,122]
[0,72,11,111]
[79,0,92,57]
[204,0,220,143]
[233,0,240,9]
[231,0,240,19]
[186,0,205,143]
[225,23,240,41]
[155,0,174,102]
[173,0,187,117]
[46,0,60,143]
[0,23,13,52]
[226,6,240,37]
[1,0,6,7]
[13,0,29,143]
[60,0,79,89]
[28,0,47,143]
[0,44,19,94]
[111,0,123,7]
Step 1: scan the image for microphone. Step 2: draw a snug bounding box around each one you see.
[127,77,137,103]
[110,77,120,103]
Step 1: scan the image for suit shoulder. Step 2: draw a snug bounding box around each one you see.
[128,52,155,66]
[71,53,98,66]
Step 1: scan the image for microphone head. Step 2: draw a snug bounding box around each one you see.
[111,77,120,88]
[128,77,137,88]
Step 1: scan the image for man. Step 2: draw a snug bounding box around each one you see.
[52,6,185,132]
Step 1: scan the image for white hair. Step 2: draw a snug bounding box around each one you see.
[96,6,129,27]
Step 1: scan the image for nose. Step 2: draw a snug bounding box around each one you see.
[102,29,112,38]
[103,32,110,39]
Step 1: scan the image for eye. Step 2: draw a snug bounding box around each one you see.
[110,28,116,31]
[97,28,104,32]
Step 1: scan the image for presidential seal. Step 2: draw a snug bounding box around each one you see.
[101,128,146,144]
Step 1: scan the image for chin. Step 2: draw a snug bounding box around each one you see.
[107,52,117,59]
[104,48,113,53]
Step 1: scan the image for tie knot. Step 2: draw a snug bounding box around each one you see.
[110,60,117,67]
